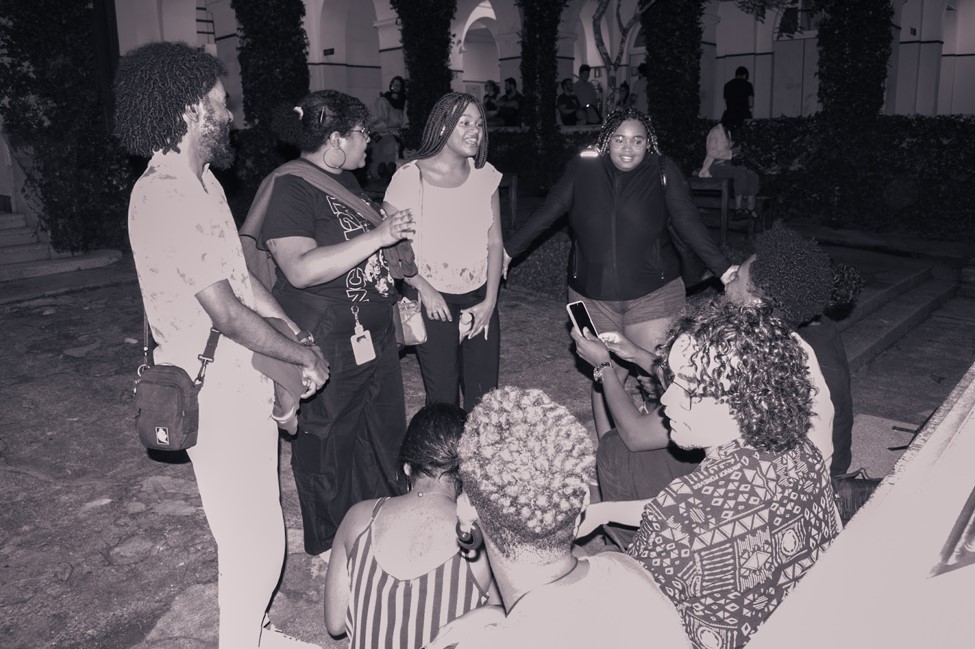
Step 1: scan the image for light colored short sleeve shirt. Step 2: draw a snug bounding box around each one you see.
[458,553,690,649]
[128,151,271,404]
[384,160,501,294]
[795,333,834,466]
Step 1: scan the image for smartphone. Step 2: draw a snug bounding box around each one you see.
[566,301,599,337]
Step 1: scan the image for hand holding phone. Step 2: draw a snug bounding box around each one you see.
[566,301,599,338]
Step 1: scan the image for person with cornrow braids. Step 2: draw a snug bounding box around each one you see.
[505,108,735,437]
[383,93,504,412]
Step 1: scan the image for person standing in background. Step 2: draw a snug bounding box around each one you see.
[370,75,407,180]
[496,78,523,127]
[723,66,754,123]
[631,63,649,114]
[557,78,582,126]
[574,64,601,124]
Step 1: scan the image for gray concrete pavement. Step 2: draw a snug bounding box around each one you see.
[1,225,974,648]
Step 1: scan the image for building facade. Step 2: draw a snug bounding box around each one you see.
[112,0,975,124]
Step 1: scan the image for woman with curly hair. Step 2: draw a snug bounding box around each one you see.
[241,90,417,556]
[382,92,504,411]
[580,301,841,649]
[505,108,734,433]
[426,387,689,649]
[573,224,842,508]
[323,403,499,649]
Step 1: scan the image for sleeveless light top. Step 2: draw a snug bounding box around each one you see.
[345,498,490,649]
[384,160,502,294]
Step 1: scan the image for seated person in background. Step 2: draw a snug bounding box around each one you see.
[631,63,649,113]
[580,301,841,649]
[370,75,407,180]
[556,78,582,126]
[482,80,502,127]
[699,109,761,219]
[725,223,861,476]
[428,386,690,649]
[616,80,632,110]
[324,403,499,649]
[496,77,523,127]
[573,64,601,124]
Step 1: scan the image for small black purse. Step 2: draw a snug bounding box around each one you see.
[134,313,220,451]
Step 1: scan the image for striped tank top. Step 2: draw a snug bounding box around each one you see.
[345,498,490,649]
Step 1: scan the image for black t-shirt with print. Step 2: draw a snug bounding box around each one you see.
[261,172,397,305]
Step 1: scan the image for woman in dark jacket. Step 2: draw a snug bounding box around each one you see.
[505,108,734,433]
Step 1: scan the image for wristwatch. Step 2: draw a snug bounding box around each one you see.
[593,361,613,384]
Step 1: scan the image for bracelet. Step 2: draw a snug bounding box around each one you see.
[593,361,613,384]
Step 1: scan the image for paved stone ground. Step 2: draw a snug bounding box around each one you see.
[1,265,973,648]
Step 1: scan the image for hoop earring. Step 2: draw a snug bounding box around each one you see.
[323,146,346,170]
[456,520,483,555]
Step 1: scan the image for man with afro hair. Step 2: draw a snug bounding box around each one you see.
[114,41,328,649]
[726,223,859,475]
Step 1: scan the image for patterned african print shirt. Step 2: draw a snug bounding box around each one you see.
[627,437,840,649]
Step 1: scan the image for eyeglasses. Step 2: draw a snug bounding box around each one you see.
[348,128,371,142]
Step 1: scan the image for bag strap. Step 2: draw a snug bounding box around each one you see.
[140,309,221,385]
[194,327,222,385]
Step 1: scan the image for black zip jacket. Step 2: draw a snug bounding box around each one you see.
[506,153,730,301]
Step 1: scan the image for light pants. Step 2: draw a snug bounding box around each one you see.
[189,373,283,649]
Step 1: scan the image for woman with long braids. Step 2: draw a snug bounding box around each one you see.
[245,90,416,557]
[505,108,734,435]
[383,92,504,411]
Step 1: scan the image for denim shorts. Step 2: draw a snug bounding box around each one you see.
[567,278,686,334]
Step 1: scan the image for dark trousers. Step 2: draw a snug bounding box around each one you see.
[289,301,406,555]
[406,283,500,412]
[597,429,703,502]
[597,429,703,550]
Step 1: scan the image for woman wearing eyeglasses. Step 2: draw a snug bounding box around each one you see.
[383,93,504,413]
[505,108,734,437]
[245,90,417,557]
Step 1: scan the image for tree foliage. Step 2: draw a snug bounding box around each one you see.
[0,0,133,251]
[591,0,652,113]
[815,0,893,119]
[229,0,309,220]
[390,0,457,149]
[639,0,706,163]
[517,0,570,190]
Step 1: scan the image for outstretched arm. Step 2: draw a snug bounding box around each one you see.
[504,160,577,260]
[661,157,731,280]
[462,191,504,339]
[577,499,652,539]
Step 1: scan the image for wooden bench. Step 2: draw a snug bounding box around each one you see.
[688,176,732,246]
[687,176,772,246]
